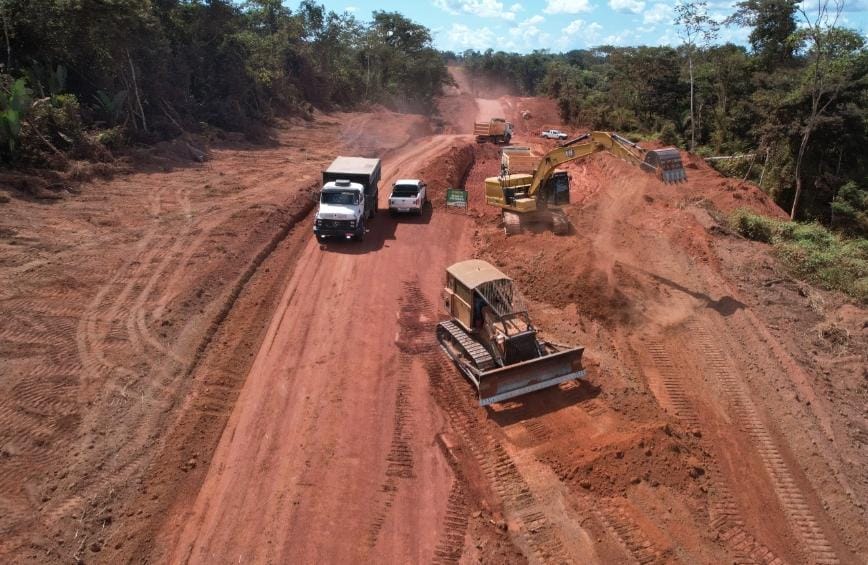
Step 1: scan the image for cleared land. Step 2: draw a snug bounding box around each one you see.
[0,73,865,564]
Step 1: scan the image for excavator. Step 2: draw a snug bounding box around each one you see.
[485,131,688,235]
[437,259,586,406]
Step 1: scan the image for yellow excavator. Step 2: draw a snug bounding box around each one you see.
[485,131,688,235]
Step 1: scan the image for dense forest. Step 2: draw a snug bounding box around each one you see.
[0,1,449,158]
[453,0,867,231]
[1,0,865,235]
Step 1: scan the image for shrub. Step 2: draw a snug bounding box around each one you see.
[729,209,868,303]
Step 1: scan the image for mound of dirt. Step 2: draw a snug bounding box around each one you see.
[418,142,475,204]
[541,424,712,499]
[501,96,569,136]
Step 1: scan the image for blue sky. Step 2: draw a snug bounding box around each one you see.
[317,0,868,53]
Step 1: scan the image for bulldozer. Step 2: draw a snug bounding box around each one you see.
[485,131,688,235]
[437,260,586,406]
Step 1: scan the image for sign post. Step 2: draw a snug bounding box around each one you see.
[446,188,468,213]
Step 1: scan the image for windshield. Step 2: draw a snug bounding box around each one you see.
[392,185,419,197]
[321,190,359,205]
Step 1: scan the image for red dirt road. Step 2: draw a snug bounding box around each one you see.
[159,135,477,563]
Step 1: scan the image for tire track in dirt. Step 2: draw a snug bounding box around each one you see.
[686,321,839,565]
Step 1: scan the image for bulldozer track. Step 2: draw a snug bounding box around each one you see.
[366,283,421,548]
[590,498,664,565]
[687,322,839,565]
[437,320,494,370]
[419,293,574,564]
[431,480,470,564]
[646,341,700,428]
[648,338,786,564]
[709,478,787,565]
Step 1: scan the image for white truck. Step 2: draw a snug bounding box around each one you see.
[314,156,381,242]
[541,129,568,140]
[388,179,427,215]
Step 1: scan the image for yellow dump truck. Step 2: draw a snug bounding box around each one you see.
[474,118,513,144]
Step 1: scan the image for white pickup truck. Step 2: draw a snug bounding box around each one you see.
[388,179,427,215]
[541,129,568,140]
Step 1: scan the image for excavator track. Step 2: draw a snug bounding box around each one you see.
[436,321,496,372]
[503,212,522,235]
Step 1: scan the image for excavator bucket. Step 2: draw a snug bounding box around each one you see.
[475,345,585,406]
[644,148,687,183]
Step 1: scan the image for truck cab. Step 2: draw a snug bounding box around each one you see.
[314,180,366,241]
[315,156,381,243]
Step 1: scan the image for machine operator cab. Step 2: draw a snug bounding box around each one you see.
[442,259,540,365]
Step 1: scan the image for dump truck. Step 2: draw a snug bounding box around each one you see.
[314,156,381,242]
[474,118,512,144]
[437,260,586,406]
[486,131,687,235]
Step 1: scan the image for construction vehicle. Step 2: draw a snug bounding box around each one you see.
[314,157,381,241]
[437,260,586,406]
[474,118,512,144]
[485,131,687,235]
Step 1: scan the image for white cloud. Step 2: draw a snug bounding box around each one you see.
[562,19,586,35]
[433,0,524,20]
[544,0,594,14]
[344,5,357,12]
[643,3,671,24]
[442,23,498,49]
[557,20,604,49]
[609,0,645,13]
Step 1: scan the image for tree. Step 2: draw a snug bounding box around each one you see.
[789,0,863,219]
[675,0,719,151]
[726,0,799,69]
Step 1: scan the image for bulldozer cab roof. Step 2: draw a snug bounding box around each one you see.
[447,260,510,290]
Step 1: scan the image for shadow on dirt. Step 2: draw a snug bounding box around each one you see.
[648,272,745,317]
[486,380,601,426]
[318,204,434,254]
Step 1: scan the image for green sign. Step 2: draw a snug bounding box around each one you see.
[446,188,468,208]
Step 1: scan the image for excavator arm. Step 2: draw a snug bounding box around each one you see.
[525,132,655,199]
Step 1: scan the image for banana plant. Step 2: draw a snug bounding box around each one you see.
[93,89,128,126]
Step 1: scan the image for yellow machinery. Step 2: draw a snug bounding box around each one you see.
[437,260,585,406]
[485,131,687,235]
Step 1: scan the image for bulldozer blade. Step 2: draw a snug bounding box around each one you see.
[644,148,687,183]
[477,346,585,406]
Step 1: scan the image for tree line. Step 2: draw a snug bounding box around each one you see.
[452,0,867,233]
[0,1,449,162]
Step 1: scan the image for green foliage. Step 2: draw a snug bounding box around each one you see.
[93,90,128,126]
[726,0,799,68]
[2,0,449,145]
[0,77,32,157]
[831,181,868,236]
[729,209,868,301]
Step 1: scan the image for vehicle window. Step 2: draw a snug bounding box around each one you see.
[392,185,419,197]
[321,191,358,205]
